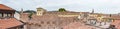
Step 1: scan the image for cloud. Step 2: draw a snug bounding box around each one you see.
[0,0,120,14]
[0,1,2,4]
[40,0,120,14]
[0,0,40,10]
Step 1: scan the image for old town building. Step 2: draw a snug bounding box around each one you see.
[0,4,23,29]
[20,7,120,29]
[19,7,120,29]
[20,7,91,29]
[0,3,120,29]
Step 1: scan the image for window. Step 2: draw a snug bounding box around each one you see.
[0,13,2,17]
[61,28,63,29]
[47,22,50,24]
[7,14,11,17]
[41,21,44,24]
[37,9,41,11]
[38,25,41,27]
[4,14,7,17]
[52,21,55,24]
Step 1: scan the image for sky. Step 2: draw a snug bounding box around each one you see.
[0,0,120,14]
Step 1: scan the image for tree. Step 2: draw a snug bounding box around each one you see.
[15,11,20,14]
[23,10,35,20]
[58,8,66,12]
[24,10,36,13]
[28,12,33,20]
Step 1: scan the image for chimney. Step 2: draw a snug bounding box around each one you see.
[90,9,94,14]
[109,14,111,17]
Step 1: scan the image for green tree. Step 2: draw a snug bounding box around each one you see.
[24,10,36,13]
[21,10,35,20]
[28,12,33,20]
[58,8,66,12]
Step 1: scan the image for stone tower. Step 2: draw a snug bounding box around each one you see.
[36,7,46,16]
[91,9,94,14]
[20,8,23,18]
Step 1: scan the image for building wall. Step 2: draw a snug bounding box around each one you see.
[14,12,20,20]
[58,15,79,17]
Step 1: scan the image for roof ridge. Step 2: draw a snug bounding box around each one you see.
[0,4,14,10]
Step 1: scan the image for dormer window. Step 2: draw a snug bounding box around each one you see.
[37,9,41,11]
[7,14,11,17]
[4,13,7,17]
[0,13,12,18]
[0,13,2,17]
[41,21,44,24]
[0,4,15,19]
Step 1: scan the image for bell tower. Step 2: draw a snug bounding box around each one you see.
[91,9,94,14]
[36,7,46,16]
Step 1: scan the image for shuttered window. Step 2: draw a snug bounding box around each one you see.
[0,13,2,17]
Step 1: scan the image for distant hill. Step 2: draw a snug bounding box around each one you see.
[15,10,36,14]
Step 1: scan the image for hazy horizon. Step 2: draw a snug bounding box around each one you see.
[0,0,120,14]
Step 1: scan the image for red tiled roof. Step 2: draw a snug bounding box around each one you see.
[111,20,120,29]
[20,13,30,22]
[59,17,78,26]
[28,15,60,24]
[111,16,120,25]
[46,11,89,15]
[32,14,59,21]
[63,22,97,29]
[0,4,14,10]
[0,18,23,29]
[111,16,120,19]
[23,14,78,27]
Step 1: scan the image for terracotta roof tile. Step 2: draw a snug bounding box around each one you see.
[111,20,120,29]
[0,4,14,10]
[59,17,77,26]
[27,14,60,24]
[63,22,97,29]
[32,14,59,21]
[25,14,78,27]
[0,18,23,29]
[21,13,30,22]
[111,16,120,19]
[45,11,89,15]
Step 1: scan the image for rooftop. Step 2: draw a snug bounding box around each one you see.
[63,22,98,29]
[0,18,23,29]
[0,4,14,10]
